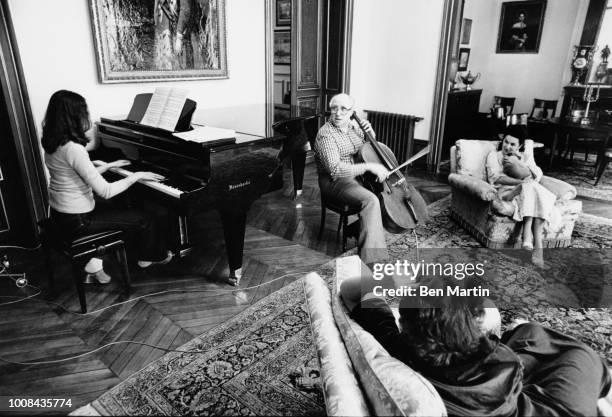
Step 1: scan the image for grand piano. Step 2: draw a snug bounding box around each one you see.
[95,97,285,277]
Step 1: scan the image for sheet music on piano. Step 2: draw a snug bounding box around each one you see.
[173,125,236,144]
[140,87,188,131]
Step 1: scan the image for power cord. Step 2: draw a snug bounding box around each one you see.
[0,244,41,251]
[0,329,289,366]
[0,253,29,290]
[0,271,301,312]
[0,271,304,366]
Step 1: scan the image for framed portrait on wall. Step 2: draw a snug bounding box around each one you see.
[496,0,547,53]
[274,30,291,65]
[458,48,470,71]
[89,0,228,83]
[276,0,291,27]
[460,18,472,45]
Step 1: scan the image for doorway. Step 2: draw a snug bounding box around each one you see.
[0,0,47,246]
[265,0,354,132]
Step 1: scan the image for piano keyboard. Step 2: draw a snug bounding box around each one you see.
[93,160,185,198]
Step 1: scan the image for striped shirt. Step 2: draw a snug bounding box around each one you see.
[314,121,369,180]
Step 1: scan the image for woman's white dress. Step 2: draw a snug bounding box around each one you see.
[486,150,560,227]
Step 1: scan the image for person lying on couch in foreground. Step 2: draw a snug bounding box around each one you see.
[340,265,611,416]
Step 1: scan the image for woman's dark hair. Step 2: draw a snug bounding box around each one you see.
[499,124,528,149]
[41,90,91,154]
[398,292,495,368]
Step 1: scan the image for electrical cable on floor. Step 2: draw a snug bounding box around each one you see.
[0,329,289,366]
[0,271,305,366]
[0,271,302,313]
[0,279,41,305]
[413,228,420,261]
[0,244,41,251]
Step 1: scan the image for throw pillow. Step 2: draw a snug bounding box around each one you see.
[456,140,499,181]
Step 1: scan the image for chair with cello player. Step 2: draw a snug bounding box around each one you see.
[304,114,361,252]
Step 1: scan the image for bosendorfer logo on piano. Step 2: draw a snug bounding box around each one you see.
[228,180,251,191]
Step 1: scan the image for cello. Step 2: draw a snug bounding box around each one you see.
[351,112,429,233]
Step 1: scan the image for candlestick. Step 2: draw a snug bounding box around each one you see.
[581,84,600,125]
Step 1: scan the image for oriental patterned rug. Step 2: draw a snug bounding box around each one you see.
[545,153,612,202]
[87,277,326,416]
[386,196,612,365]
[82,197,612,417]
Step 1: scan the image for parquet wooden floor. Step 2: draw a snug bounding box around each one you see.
[0,163,446,414]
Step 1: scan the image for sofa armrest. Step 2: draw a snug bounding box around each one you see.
[539,176,577,200]
[303,272,370,417]
[448,173,497,202]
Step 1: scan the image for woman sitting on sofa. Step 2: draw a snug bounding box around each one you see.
[340,269,611,416]
[486,125,560,255]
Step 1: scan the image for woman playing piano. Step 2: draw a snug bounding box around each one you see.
[42,90,173,283]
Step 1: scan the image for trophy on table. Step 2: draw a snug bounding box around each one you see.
[457,71,481,90]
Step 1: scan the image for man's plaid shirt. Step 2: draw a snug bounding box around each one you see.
[314,121,368,180]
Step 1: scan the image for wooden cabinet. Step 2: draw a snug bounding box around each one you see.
[442,89,482,161]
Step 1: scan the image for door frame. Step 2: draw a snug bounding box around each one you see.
[265,0,275,136]
[264,0,354,132]
[0,0,47,243]
[428,0,463,174]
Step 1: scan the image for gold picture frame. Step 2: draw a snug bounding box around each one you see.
[89,0,228,83]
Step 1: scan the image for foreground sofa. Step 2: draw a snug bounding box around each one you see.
[302,256,447,416]
[303,256,612,416]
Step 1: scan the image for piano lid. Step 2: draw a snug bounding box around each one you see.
[101,102,318,144]
[191,103,319,137]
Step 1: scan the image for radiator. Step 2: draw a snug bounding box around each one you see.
[364,110,423,162]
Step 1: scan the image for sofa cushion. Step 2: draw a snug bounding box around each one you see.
[456,140,499,180]
[331,256,447,416]
[303,272,370,416]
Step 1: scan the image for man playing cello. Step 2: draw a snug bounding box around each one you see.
[313,93,390,265]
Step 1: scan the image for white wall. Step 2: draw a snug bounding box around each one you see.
[8,0,266,137]
[463,0,589,114]
[349,0,445,141]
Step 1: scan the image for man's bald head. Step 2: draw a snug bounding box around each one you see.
[329,93,355,109]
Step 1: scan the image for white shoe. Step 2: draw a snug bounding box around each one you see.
[227,268,242,286]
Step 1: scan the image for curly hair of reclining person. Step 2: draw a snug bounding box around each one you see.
[398,293,496,368]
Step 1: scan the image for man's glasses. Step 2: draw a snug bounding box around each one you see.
[330,105,353,114]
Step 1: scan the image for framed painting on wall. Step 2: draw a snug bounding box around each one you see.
[89,0,228,83]
[274,30,291,65]
[496,0,547,53]
[458,48,470,71]
[461,18,472,45]
[276,0,291,27]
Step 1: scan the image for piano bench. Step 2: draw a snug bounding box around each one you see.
[318,197,361,252]
[38,219,131,314]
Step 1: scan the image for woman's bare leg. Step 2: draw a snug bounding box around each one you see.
[533,218,545,249]
[522,216,534,249]
[531,218,547,267]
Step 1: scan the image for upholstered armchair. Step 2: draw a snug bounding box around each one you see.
[448,139,582,248]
